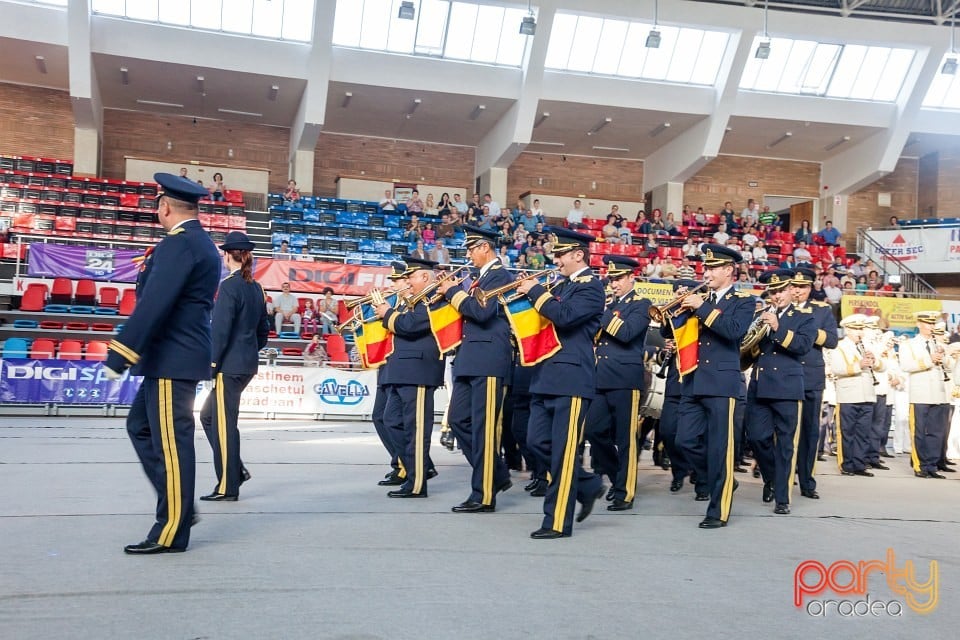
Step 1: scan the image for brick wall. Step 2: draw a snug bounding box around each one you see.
[847,157,917,236]
[936,147,960,217]
[313,133,475,198]
[683,155,820,212]
[507,152,644,203]
[101,110,291,192]
[0,83,74,160]
[918,152,938,217]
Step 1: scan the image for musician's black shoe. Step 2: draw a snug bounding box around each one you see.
[124,540,185,555]
[387,489,427,498]
[529,479,547,497]
[928,471,946,479]
[200,492,238,502]
[378,469,404,486]
[670,478,684,492]
[937,465,956,473]
[817,455,827,462]
[853,470,874,477]
[440,429,455,451]
[761,482,774,503]
[698,517,726,529]
[240,466,251,485]
[880,452,895,459]
[694,492,709,501]
[734,465,747,473]
[530,527,567,539]
[576,485,606,523]
[496,479,513,493]
[842,470,856,476]
[773,503,791,515]
[752,467,761,479]
[524,478,540,491]
[452,500,495,513]
[869,462,889,470]
[945,460,957,466]
[605,486,616,501]
[427,468,438,479]
[801,489,820,499]
[660,456,671,471]
[607,499,633,511]
[688,471,698,485]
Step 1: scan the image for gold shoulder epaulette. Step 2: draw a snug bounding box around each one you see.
[734,290,752,298]
[810,300,830,307]
[490,263,502,270]
[572,275,593,283]
[168,227,186,236]
[797,306,813,314]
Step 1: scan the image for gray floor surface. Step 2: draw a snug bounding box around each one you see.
[1,416,958,639]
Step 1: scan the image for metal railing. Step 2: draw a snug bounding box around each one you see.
[855,228,937,298]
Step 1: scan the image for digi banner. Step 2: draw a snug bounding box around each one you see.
[253,259,392,295]
[840,295,942,335]
[28,243,145,282]
[0,359,142,404]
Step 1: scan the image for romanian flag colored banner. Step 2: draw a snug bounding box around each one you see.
[355,301,394,369]
[427,299,463,354]
[503,296,562,366]
[669,309,699,379]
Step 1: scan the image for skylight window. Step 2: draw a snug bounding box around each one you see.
[543,13,729,86]
[922,53,960,110]
[91,0,315,42]
[332,0,531,68]
[739,37,915,102]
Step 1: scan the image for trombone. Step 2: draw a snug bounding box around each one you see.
[476,270,560,307]
[648,282,708,323]
[345,284,411,310]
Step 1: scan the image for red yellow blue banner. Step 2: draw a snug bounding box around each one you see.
[669,309,699,379]
[504,297,562,366]
[427,300,463,354]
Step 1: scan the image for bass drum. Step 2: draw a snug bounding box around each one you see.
[640,371,666,419]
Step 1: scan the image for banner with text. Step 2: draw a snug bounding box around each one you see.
[253,259,392,295]
[27,243,145,282]
[864,227,960,273]
[0,359,142,404]
[840,295,942,335]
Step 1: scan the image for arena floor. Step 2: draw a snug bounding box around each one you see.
[1,416,957,639]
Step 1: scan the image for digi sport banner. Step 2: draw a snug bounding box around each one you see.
[0,359,142,404]
[253,259,392,295]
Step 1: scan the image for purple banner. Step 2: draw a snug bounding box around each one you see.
[0,359,142,404]
[28,243,144,282]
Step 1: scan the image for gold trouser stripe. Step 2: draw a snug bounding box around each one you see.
[625,390,640,502]
[215,373,229,495]
[397,457,407,479]
[835,405,844,468]
[482,377,495,505]
[786,400,802,505]
[553,397,581,532]
[413,386,425,494]
[909,404,921,473]
[719,398,736,522]
[157,379,181,547]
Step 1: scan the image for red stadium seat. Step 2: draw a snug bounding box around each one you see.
[30,338,56,359]
[20,283,48,312]
[281,347,303,357]
[119,289,137,315]
[39,320,63,330]
[65,322,89,331]
[50,278,73,304]
[91,323,115,332]
[337,299,350,324]
[58,339,84,360]
[75,279,97,305]
[85,341,108,361]
[98,287,120,308]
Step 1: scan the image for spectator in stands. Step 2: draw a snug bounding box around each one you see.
[677,256,696,279]
[453,193,468,215]
[741,199,759,228]
[411,239,428,261]
[498,217,515,245]
[403,215,422,242]
[302,299,319,335]
[645,235,659,256]
[272,282,301,335]
[794,241,813,264]
[737,270,750,285]
[889,215,900,227]
[661,259,677,279]
[758,205,777,227]
[738,243,752,263]
[515,253,528,268]
[720,201,737,229]
[602,214,621,243]
[635,210,652,235]
[421,222,436,244]
[498,245,512,267]
[274,240,292,259]
[511,198,526,224]
[303,334,326,367]
[513,227,528,250]
[530,198,545,220]
[780,254,797,269]
[283,180,301,203]
[741,227,759,247]
[179,167,189,178]
[210,173,227,202]
[855,276,868,293]
[645,255,664,279]
[566,199,585,227]
[438,193,452,215]
[483,193,501,218]
[467,201,483,226]
[317,288,338,334]
[650,209,665,233]
[811,277,828,302]
[437,213,455,240]
[713,223,730,245]
[664,211,680,236]
[406,189,424,214]
[752,240,769,265]
[823,277,842,307]
[422,193,436,216]
[380,189,398,211]
[682,237,699,258]
[526,245,545,270]
[815,220,842,246]
[431,238,451,264]
[695,207,707,226]
[518,207,542,231]
[297,246,313,261]
[794,219,813,244]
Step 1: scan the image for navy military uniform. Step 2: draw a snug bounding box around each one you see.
[522,228,606,538]
[105,173,221,554]
[380,258,445,497]
[199,232,270,500]
[746,270,816,514]
[587,256,650,510]
[445,227,515,511]
[675,245,755,528]
[791,268,838,498]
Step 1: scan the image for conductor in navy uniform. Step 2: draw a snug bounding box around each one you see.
[745,269,816,515]
[199,231,270,501]
[374,257,445,498]
[105,173,222,554]
[588,256,650,512]
[515,227,606,538]
[675,244,755,529]
[436,226,515,512]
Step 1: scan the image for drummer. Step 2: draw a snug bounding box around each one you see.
[583,256,651,512]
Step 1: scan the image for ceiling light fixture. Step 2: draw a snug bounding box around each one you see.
[767,131,793,148]
[534,111,550,128]
[649,122,671,138]
[943,14,958,75]
[587,117,612,136]
[469,104,486,120]
[398,1,415,20]
[136,99,184,108]
[35,55,47,74]
[824,135,851,152]
[120,66,129,85]
[520,0,536,35]
[756,1,771,59]
[646,0,661,48]
[218,108,263,117]
[268,85,279,101]
[592,146,630,152]
[530,141,565,147]
[405,98,422,119]
[342,91,353,108]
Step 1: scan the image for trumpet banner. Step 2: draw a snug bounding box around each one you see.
[427,299,463,354]
[669,309,699,379]
[503,296,562,366]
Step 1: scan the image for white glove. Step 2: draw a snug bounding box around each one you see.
[103,366,123,381]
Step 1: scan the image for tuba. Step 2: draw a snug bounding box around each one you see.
[739,304,774,371]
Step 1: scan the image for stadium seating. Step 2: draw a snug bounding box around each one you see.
[98,287,120,308]
[50,278,73,304]
[85,340,108,361]
[58,339,84,360]
[20,283,48,312]
[118,289,137,315]
[2,337,29,358]
[29,338,56,359]
[74,279,97,305]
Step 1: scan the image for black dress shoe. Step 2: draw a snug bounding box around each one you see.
[817,454,827,462]
[773,503,791,515]
[607,499,633,511]
[529,479,547,497]
[694,492,709,501]
[451,500,495,513]
[378,470,405,486]
[576,485,606,523]
[734,465,747,473]
[440,429,455,451]
[387,489,427,498]
[945,460,957,466]
[880,452,895,459]
[605,486,616,501]
[124,540,185,555]
[530,527,567,539]
[496,479,513,493]
[698,517,726,529]
[762,482,774,503]
[869,462,889,470]
[524,478,539,491]
[841,470,856,476]
[200,492,238,501]
[752,467,761,479]
[937,466,957,473]
[800,489,820,499]
[853,469,874,477]
[670,478,684,492]
[427,468,439,479]
[240,466,251,484]
[928,471,946,479]
[689,471,698,485]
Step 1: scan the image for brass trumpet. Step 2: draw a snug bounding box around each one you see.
[407,266,471,307]
[648,282,708,324]
[336,308,362,335]
[345,284,411,310]
[476,270,560,307]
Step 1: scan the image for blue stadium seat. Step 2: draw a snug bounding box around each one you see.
[43,304,71,313]
[2,337,29,358]
[93,307,119,315]
[69,306,96,314]
[278,331,301,339]
[12,319,39,329]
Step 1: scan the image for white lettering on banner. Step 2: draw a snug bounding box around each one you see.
[5,363,124,384]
